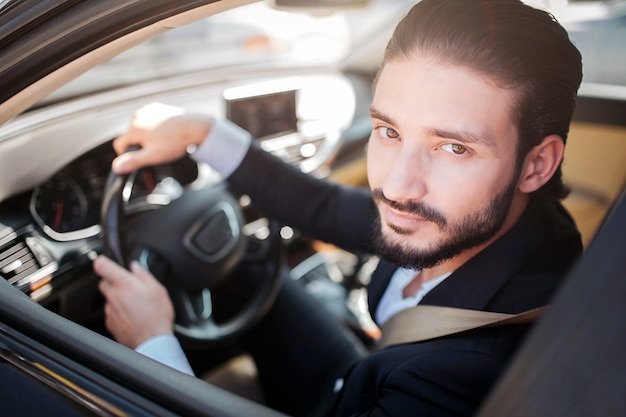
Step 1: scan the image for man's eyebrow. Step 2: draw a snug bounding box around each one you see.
[428,128,496,147]
[370,105,496,147]
[369,106,395,126]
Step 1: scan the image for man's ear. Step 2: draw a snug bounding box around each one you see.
[518,134,565,193]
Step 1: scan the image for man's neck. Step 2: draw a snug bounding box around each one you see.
[402,256,473,298]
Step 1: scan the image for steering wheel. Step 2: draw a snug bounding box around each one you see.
[100,159,284,348]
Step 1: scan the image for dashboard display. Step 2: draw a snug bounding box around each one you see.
[226,89,298,140]
[31,174,88,234]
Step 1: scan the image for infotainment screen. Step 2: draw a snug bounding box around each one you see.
[226,89,298,140]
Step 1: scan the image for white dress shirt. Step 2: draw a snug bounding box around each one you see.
[375,268,451,326]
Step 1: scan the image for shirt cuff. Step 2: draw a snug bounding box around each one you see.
[135,334,195,376]
[191,118,251,178]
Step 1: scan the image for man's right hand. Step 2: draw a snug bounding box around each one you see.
[111,102,212,174]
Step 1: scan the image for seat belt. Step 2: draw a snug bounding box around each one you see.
[379,305,546,348]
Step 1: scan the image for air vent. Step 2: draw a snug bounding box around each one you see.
[0,236,54,290]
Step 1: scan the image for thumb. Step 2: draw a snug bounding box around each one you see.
[111,147,153,174]
[129,261,159,283]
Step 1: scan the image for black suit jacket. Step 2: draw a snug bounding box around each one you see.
[228,143,582,417]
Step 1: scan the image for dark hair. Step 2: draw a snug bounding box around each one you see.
[379,0,583,201]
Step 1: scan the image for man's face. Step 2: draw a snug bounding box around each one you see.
[367,53,525,270]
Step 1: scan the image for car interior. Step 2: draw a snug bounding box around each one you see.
[0,0,625,415]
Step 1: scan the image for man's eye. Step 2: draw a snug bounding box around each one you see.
[377,127,399,139]
[442,143,468,155]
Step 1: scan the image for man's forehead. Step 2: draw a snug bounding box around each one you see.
[371,56,519,145]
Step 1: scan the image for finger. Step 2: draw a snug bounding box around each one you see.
[112,142,165,173]
[103,301,115,320]
[111,148,148,174]
[129,261,160,284]
[97,279,109,299]
[93,255,133,285]
[114,139,183,174]
[97,276,120,302]
[112,130,134,155]
[112,128,151,156]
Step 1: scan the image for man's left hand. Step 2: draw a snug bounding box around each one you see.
[95,255,175,349]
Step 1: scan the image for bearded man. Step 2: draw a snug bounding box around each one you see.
[95,1,583,416]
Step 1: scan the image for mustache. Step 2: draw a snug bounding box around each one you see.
[371,188,447,228]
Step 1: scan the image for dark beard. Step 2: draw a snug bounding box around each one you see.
[371,171,520,270]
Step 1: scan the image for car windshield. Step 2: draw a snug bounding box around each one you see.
[19,0,626,111]
[39,1,399,106]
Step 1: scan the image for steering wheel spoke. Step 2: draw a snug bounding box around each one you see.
[170,287,214,325]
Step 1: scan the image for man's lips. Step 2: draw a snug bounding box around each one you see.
[371,188,447,229]
[382,204,430,229]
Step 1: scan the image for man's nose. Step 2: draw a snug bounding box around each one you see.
[381,148,429,203]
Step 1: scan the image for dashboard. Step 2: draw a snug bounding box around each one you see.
[0,141,200,298]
